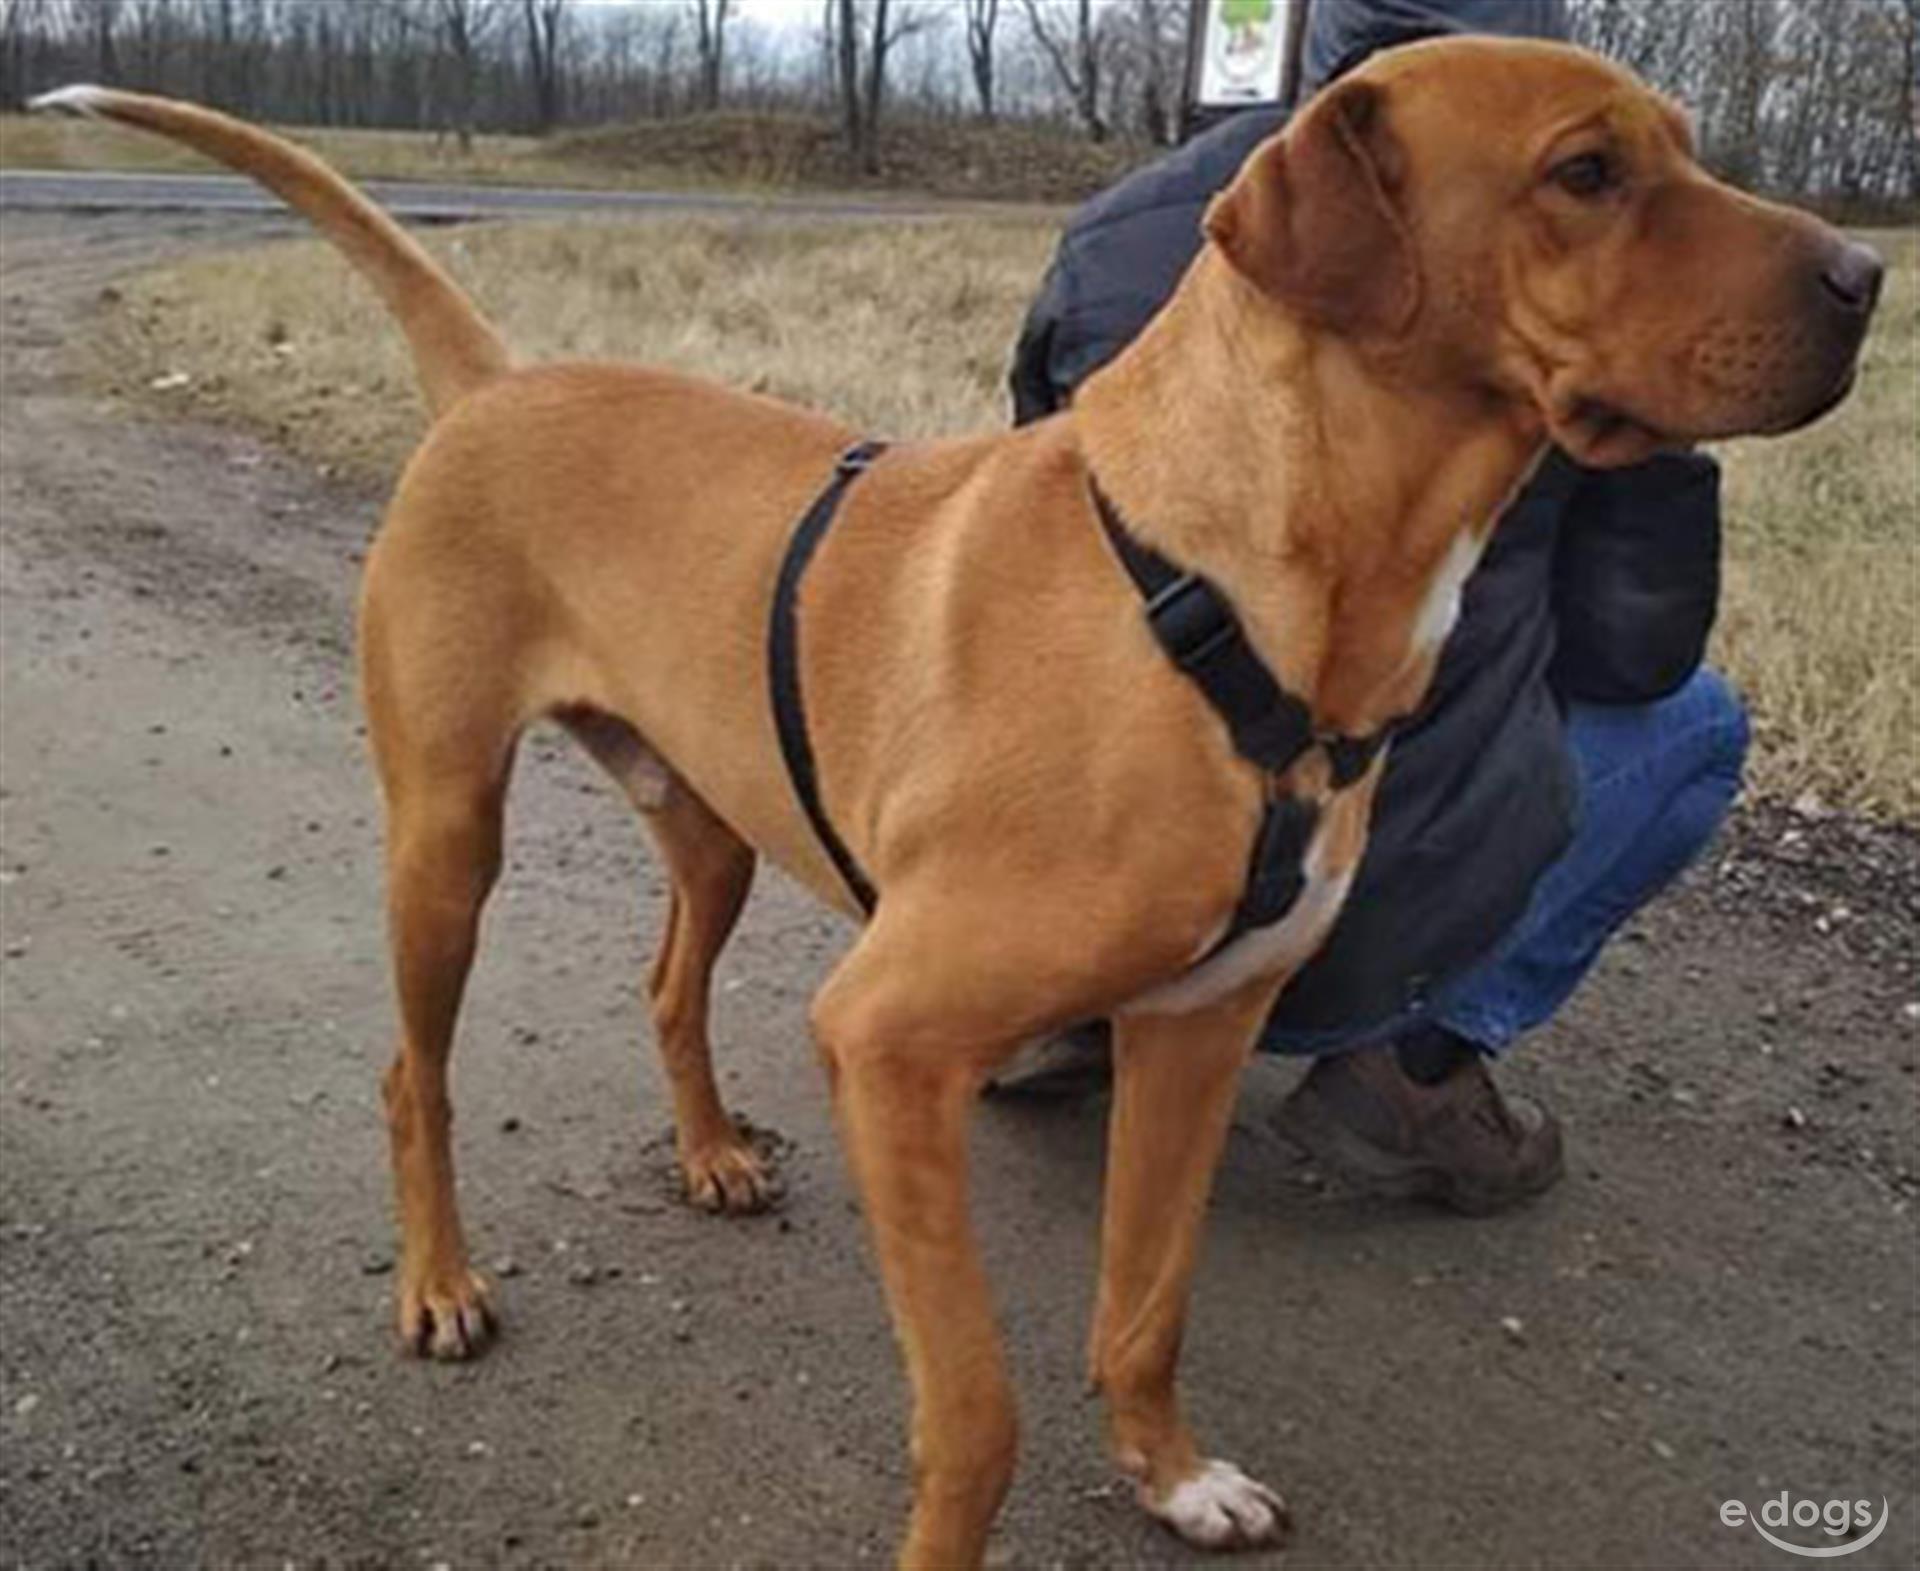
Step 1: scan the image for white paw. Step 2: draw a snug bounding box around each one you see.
[1142,1458,1290,1550]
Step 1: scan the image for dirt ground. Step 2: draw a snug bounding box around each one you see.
[1,210,1915,1569]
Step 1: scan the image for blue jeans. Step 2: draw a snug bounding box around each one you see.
[1266,667,1750,1057]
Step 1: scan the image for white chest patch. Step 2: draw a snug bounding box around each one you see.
[1410,528,1488,658]
[1121,822,1354,1017]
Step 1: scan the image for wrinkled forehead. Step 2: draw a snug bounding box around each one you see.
[1352,35,1693,169]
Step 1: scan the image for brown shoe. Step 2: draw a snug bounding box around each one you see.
[1272,1047,1564,1215]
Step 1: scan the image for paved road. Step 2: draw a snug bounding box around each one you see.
[2,209,1914,1570]
[0,166,933,221]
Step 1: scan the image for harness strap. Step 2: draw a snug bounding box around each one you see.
[1092,479,1388,950]
[1095,488,1319,778]
[769,441,888,916]
[769,454,1386,943]
[1091,483,1386,789]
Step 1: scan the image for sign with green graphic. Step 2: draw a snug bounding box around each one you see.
[1193,0,1299,109]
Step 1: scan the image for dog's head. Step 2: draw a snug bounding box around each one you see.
[1203,36,1880,467]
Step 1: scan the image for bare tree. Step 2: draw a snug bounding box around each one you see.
[413,0,509,152]
[828,0,936,174]
[861,0,893,168]
[1899,0,1919,204]
[834,0,859,156]
[89,0,124,82]
[1706,0,1773,187]
[964,0,998,121]
[521,0,568,130]
[1103,0,1180,144]
[1019,0,1105,141]
[689,0,730,111]
[1567,0,1916,215]
[0,0,60,104]
[0,0,1908,217]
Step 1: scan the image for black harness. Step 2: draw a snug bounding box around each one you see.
[768,446,1387,952]
[1090,483,1386,953]
[768,440,889,914]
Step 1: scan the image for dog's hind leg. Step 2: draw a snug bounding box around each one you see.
[641,778,779,1213]
[372,732,515,1361]
[563,712,777,1215]
[361,567,527,1362]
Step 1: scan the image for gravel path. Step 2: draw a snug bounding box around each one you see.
[1,209,1914,1569]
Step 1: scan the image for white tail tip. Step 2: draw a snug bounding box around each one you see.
[27,84,110,119]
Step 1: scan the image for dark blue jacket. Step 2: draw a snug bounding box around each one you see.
[1010,0,1721,1039]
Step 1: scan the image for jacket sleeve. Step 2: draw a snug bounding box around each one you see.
[1006,207,1206,427]
[1008,247,1075,424]
[1006,108,1285,429]
[1548,451,1723,704]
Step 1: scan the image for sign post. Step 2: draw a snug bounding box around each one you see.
[1181,0,1310,139]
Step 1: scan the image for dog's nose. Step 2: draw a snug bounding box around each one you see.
[1820,241,1884,314]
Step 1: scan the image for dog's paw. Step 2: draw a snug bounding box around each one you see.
[1141,1459,1291,1551]
[680,1136,784,1215]
[398,1268,496,1361]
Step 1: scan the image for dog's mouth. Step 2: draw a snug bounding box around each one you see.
[1552,355,1859,466]
[1768,363,1859,436]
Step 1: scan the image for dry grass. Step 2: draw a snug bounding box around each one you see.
[547,112,1151,204]
[90,217,1917,818]
[0,112,694,191]
[1712,227,1917,819]
[92,216,1059,478]
[1,108,1144,202]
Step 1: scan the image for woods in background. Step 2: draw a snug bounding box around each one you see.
[1576,0,1914,217]
[1,0,1913,212]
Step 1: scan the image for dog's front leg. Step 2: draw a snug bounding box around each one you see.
[1092,978,1291,1551]
[812,920,1022,1571]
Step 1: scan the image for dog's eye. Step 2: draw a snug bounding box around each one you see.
[1550,152,1616,198]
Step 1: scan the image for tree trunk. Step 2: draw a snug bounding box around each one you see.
[523,0,565,131]
[1020,0,1107,141]
[965,0,998,122]
[860,0,891,177]
[693,0,728,112]
[93,0,120,83]
[835,0,862,170]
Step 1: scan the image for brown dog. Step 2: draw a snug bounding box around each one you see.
[34,37,1878,1567]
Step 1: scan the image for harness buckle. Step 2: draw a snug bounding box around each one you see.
[1321,729,1387,788]
[1143,574,1237,670]
[836,440,886,477]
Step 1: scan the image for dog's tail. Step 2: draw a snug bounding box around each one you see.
[29,85,509,417]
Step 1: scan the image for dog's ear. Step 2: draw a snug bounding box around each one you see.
[1204,80,1420,336]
